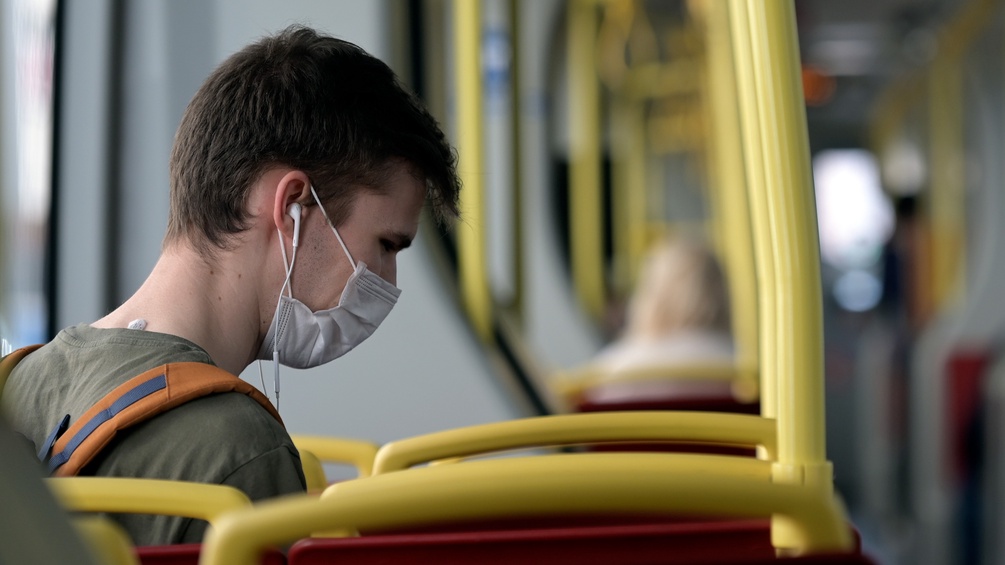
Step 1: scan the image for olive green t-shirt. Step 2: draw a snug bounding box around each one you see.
[0,324,306,546]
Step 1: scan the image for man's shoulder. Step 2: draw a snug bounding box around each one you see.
[9,325,215,388]
[156,390,289,448]
[89,390,297,481]
[3,327,260,468]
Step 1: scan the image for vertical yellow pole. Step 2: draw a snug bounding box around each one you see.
[611,97,648,296]
[454,0,492,341]
[743,0,827,472]
[727,0,776,419]
[732,0,833,551]
[508,0,525,319]
[626,104,647,291]
[611,97,629,295]
[568,0,606,321]
[937,0,995,304]
[868,75,925,167]
[872,0,993,318]
[927,44,965,312]
[701,0,759,399]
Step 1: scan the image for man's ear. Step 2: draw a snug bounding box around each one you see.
[272,170,312,239]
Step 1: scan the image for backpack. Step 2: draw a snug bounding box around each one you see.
[0,345,283,476]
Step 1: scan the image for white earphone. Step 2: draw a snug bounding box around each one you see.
[288,202,302,248]
[272,201,303,411]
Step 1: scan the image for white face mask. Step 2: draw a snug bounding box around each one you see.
[257,186,401,368]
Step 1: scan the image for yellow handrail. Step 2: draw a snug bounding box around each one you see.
[553,360,747,398]
[568,0,606,320]
[927,53,964,310]
[507,0,525,319]
[299,450,328,493]
[868,74,925,170]
[701,0,759,390]
[48,477,251,525]
[743,0,826,471]
[291,435,379,479]
[371,411,776,474]
[454,0,492,341]
[622,60,703,100]
[927,0,996,310]
[727,0,777,421]
[200,453,852,565]
[599,0,648,299]
[610,96,648,295]
[868,0,995,319]
[731,0,834,551]
[597,0,651,295]
[73,517,140,565]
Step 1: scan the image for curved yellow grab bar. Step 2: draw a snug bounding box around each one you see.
[371,412,776,474]
[555,362,759,405]
[291,435,378,479]
[299,450,327,493]
[200,453,852,565]
[73,517,140,565]
[47,477,251,525]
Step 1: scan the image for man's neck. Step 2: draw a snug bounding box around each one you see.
[91,244,265,376]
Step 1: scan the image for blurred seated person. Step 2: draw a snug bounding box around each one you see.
[579,235,736,408]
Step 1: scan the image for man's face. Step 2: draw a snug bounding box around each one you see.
[293,162,424,312]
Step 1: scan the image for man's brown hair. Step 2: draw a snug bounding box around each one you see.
[166,25,460,253]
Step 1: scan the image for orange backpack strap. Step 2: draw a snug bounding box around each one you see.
[0,344,44,400]
[45,362,283,477]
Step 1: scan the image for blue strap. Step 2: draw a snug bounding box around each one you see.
[47,374,167,474]
[38,414,70,463]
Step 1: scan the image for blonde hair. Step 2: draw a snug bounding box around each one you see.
[625,236,731,338]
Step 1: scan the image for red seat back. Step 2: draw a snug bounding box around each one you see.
[289,519,874,565]
[289,520,778,565]
[574,383,759,457]
[136,543,285,565]
[576,381,759,415]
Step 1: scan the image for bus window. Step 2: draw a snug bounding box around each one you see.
[1,0,57,349]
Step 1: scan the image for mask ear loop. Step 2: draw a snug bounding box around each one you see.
[278,230,296,297]
[310,185,357,269]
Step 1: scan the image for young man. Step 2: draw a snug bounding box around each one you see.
[0,25,460,545]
